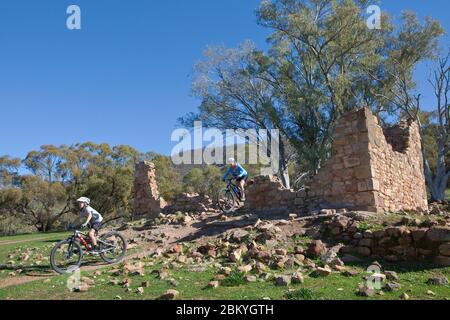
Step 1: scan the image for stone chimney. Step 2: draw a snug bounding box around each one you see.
[133,161,167,218]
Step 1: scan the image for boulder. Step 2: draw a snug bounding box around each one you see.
[161,289,179,300]
[275,275,291,286]
[307,240,327,258]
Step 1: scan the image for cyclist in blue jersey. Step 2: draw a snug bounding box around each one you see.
[223,158,249,201]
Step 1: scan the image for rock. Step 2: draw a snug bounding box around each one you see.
[219,267,232,276]
[435,256,450,267]
[426,290,436,296]
[246,275,257,282]
[384,271,398,281]
[207,281,220,289]
[230,249,242,262]
[230,230,249,243]
[358,285,375,297]
[81,277,95,286]
[438,243,450,256]
[400,293,410,300]
[275,275,291,286]
[115,295,122,300]
[427,276,449,286]
[137,287,145,295]
[141,281,150,288]
[426,227,450,242]
[74,283,90,292]
[291,272,304,284]
[343,270,359,277]
[357,246,371,256]
[275,248,288,256]
[307,240,327,258]
[237,265,253,273]
[341,254,362,263]
[161,289,179,300]
[315,266,332,277]
[384,282,401,292]
[171,244,183,254]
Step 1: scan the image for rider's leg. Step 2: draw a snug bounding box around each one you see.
[89,228,98,248]
[238,179,246,200]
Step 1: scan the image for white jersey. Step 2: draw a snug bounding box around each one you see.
[81,206,103,223]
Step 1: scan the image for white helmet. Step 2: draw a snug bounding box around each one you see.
[228,158,236,165]
[76,197,90,205]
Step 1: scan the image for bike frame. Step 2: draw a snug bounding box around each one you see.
[226,179,242,200]
[67,229,113,253]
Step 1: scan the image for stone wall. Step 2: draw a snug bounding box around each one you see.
[246,107,428,213]
[309,107,427,212]
[324,216,450,266]
[133,161,167,217]
[163,193,217,213]
[246,176,307,213]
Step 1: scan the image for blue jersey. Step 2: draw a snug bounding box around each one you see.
[223,163,248,180]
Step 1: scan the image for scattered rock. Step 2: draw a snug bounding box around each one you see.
[275,275,291,286]
[315,266,332,277]
[291,272,304,284]
[384,271,398,281]
[358,285,375,297]
[161,289,179,300]
[400,293,410,300]
[384,282,402,292]
[207,281,220,289]
[307,240,327,258]
[427,276,448,286]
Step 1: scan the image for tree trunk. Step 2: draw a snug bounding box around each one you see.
[278,137,290,189]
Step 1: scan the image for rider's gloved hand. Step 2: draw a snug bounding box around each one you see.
[81,223,88,229]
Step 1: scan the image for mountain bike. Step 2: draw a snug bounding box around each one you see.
[218,178,245,214]
[50,225,127,274]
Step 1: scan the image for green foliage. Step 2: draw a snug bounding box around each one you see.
[220,271,248,287]
[152,155,183,201]
[0,143,141,233]
[185,0,445,185]
[286,288,316,300]
[183,166,223,198]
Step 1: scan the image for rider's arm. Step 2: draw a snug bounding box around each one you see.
[236,164,248,178]
[83,212,92,226]
[223,167,231,181]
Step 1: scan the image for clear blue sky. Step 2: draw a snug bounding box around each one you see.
[0,0,449,159]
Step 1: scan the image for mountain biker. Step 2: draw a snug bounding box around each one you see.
[76,197,103,255]
[223,158,248,201]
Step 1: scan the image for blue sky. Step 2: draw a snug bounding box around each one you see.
[0,0,449,159]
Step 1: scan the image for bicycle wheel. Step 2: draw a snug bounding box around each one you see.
[99,231,127,264]
[218,189,236,214]
[50,239,83,274]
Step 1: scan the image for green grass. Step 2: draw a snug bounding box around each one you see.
[0,232,449,300]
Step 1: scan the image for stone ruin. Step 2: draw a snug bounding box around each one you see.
[133,107,428,216]
[133,161,167,218]
[133,161,216,216]
[247,107,429,214]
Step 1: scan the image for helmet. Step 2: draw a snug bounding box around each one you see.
[76,197,90,205]
[228,158,236,165]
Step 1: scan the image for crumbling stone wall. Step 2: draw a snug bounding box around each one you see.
[164,193,217,213]
[246,176,306,213]
[309,107,427,212]
[325,216,450,266]
[133,161,167,217]
[247,108,428,213]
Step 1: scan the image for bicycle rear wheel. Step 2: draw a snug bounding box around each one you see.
[99,231,127,264]
[218,189,236,214]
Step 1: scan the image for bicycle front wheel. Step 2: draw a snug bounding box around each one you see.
[50,239,83,274]
[218,189,236,214]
